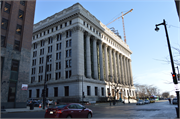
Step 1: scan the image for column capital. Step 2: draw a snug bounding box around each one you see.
[72,26,85,33]
[84,32,91,37]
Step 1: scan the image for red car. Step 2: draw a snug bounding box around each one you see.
[44,103,93,118]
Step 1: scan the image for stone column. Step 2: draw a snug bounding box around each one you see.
[109,47,113,82]
[113,50,117,83]
[117,53,121,83]
[35,42,40,82]
[127,59,131,85]
[92,37,98,79]
[98,40,104,81]
[51,35,56,80]
[61,32,66,79]
[43,38,48,81]
[120,54,124,84]
[85,32,91,78]
[104,44,109,81]
[129,59,133,86]
[123,56,127,85]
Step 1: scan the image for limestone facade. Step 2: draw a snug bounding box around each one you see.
[28,3,135,102]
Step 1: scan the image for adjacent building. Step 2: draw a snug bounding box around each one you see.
[1,1,36,108]
[28,3,135,102]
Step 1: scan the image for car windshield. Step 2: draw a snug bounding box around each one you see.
[138,100,143,102]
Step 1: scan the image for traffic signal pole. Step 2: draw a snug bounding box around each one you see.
[155,19,179,118]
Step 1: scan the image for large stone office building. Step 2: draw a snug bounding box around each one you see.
[1,1,36,108]
[28,3,135,102]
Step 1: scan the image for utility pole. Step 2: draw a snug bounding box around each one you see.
[155,19,179,118]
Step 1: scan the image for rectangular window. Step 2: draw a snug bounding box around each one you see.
[64,86,69,96]
[66,40,69,47]
[41,40,45,47]
[56,52,61,60]
[60,24,62,28]
[18,9,24,20]
[69,39,72,47]
[11,60,19,71]
[95,87,98,96]
[31,77,35,83]
[56,62,61,70]
[66,60,69,68]
[55,72,61,80]
[1,35,6,47]
[20,1,25,6]
[44,31,46,35]
[87,86,91,96]
[48,46,52,53]
[54,87,58,97]
[101,87,104,96]
[52,28,53,32]
[14,40,20,51]
[48,30,49,34]
[48,37,53,44]
[56,43,61,50]
[1,18,8,29]
[69,49,71,57]
[69,60,71,67]
[47,55,52,62]
[56,26,58,30]
[40,48,44,55]
[69,20,72,25]
[65,22,67,27]
[66,71,68,79]
[33,43,37,49]
[4,2,11,13]
[16,24,22,35]
[29,90,32,98]
[69,70,71,78]
[66,50,68,57]
[33,51,37,57]
[36,89,39,98]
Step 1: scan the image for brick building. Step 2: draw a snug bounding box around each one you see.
[1,1,36,108]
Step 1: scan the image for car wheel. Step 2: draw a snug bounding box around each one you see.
[87,113,91,118]
[66,115,71,118]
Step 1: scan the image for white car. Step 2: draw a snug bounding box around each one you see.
[136,100,145,105]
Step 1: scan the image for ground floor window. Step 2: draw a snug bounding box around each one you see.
[87,86,91,96]
[54,87,58,97]
[36,89,39,98]
[29,90,32,98]
[95,87,98,96]
[64,86,69,96]
[101,87,104,96]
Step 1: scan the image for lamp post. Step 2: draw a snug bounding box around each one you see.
[155,19,179,118]
[108,75,113,106]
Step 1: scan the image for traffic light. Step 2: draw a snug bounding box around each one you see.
[172,73,178,84]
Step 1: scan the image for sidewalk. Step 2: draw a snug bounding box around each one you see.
[1,101,135,114]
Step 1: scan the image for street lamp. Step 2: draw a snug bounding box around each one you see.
[155,19,179,118]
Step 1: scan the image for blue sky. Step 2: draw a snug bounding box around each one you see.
[34,0,180,95]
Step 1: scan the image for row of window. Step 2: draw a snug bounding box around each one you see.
[32,59,71,74]
[33,20,72,40]
[33,48,71,61]
[31,70,71,83]
[83,21,101,37]
[28,86,105,98]
[33,39,71,51]
[1,18,22,34]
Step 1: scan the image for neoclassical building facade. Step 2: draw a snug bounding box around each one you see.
[28,3,135,102]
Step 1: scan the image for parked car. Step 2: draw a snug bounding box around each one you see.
[144,99,150,104]
[136,100,145,105]
[44,103,93,118]
[150,99,155,103]
[173,98,177,104]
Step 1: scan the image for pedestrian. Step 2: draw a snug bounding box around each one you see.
[168,98,171,104]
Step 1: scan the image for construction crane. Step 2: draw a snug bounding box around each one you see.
[106,9,133,43]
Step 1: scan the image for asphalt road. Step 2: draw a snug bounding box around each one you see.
[1,100,177,118]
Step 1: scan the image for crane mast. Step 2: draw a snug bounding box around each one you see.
[106,9,133,43]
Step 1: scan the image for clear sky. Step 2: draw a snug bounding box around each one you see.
[34,0,180,96]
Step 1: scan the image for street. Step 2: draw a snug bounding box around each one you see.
[1,100,177,118]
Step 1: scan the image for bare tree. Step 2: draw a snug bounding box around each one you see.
[162,92,170,98]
